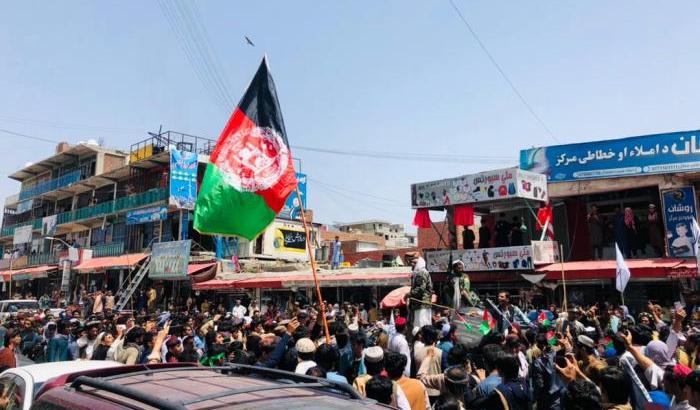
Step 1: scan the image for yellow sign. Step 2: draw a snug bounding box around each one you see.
[130,144,154,163]
[273,228,306,253]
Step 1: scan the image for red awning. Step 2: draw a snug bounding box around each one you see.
[535,258,694,281]
[188,263,216,275]
[193,270,411,291]
[0,265,58,282]
[74,253,149,272]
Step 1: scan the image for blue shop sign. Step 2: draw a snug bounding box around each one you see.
[520,130,700,182]
[127,206,168,225]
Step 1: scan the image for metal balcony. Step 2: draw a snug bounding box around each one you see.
[18,170,82,200]
[130,131,216,162]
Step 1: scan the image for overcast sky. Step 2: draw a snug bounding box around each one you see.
[2,1,700,231]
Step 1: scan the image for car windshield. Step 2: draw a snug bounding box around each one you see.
[5,302,39,312]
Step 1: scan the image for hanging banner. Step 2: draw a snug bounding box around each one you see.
[127,206,168,225]
[520,129,700,182]
[16,199,33,214]
[661,187,699,257]
[150,240,191,279]
[411,168,547,209]
[12,225,32,245]
[278,173,306,220]
[273,228,306,253]
[425,246,533,272]
[169,149,198,210]
[41,215,57,237]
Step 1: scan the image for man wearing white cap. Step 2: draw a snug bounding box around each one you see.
[295,338,317,375]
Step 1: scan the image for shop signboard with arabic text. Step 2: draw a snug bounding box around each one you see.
[520,129,700,182]
[661,187,698,258]
[425,246,534,272]
[411,167,547,209]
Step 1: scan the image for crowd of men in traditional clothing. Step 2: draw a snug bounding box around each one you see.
[0,250,698,409]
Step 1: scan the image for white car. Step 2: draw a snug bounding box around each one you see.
[0,360,122,410]
[0,300,62,320]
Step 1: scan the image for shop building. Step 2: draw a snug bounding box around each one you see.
[520,129,700,307]
[411,167,559,303]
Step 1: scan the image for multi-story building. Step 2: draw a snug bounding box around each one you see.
[0,132,323,298]
[335,220,416,249]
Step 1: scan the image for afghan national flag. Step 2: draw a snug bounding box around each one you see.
[538,311,551,328]
[546,330,558,346]
[479,310,496,335]
[194,57,297,240]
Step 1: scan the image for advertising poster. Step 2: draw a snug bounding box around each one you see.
[520,129,700,182]
[661,187,698,257]
[127,206,168,225]
[169,149,198,210]
[273,228,306,253]
[12,225,33,245]
[278,173,306,220]
[41,215,57,237]
[150,240,191,279]
[411,168,547,209]
[425,246,533,272]
[16,199,33,214]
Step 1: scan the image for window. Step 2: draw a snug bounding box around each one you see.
[0,375,26,410]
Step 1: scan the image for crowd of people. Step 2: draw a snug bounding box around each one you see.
[0,254,699,409]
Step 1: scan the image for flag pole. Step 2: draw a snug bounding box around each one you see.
[295,188,331,345]
[559,243,567,312]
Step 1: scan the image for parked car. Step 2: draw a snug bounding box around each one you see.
[0,360,122,410]
[31,363,390,409]
[0,300,40,320]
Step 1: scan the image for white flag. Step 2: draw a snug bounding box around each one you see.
[615,243,630,293]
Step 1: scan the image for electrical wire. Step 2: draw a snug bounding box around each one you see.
[448,0,560,144]
[157,0,232,113]
[0,126,514,164]
[0,115,143,133]
[307,176,405,205]
[293,145,516,164]
[0,128,59,144]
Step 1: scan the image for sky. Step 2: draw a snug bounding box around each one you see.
[2,1,700,231]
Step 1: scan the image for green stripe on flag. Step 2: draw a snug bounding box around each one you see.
[194,163,277,240]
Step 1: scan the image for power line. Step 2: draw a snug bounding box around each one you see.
[0,125,515,164]
[448,0,560,144]
[293,145,516,164]
[0,115,143,133]
[0,128,59,144]
[157,0,232,113]
[308,176,405,205]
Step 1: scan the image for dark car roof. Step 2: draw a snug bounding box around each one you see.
[34,364,390,410]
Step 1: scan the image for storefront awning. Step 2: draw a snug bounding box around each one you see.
[193,268,412,291]
[73,253,149,273]
[0,265,58,282]
[188,263,216,275]
[535,258,694,281]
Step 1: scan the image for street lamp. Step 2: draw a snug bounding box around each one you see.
[44,236,70,248]
[45,236,75,301]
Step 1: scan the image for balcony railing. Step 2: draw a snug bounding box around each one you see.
[19,170,82,200]
[130,131,215,162]
[27,252,58,266]
[1,188,167,237]
[91,242,125,257]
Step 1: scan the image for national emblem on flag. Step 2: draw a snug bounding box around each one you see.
[537,311,551,328]
[194,57,297,240]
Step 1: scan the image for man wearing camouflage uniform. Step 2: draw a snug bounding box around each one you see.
[404,251,433,334]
